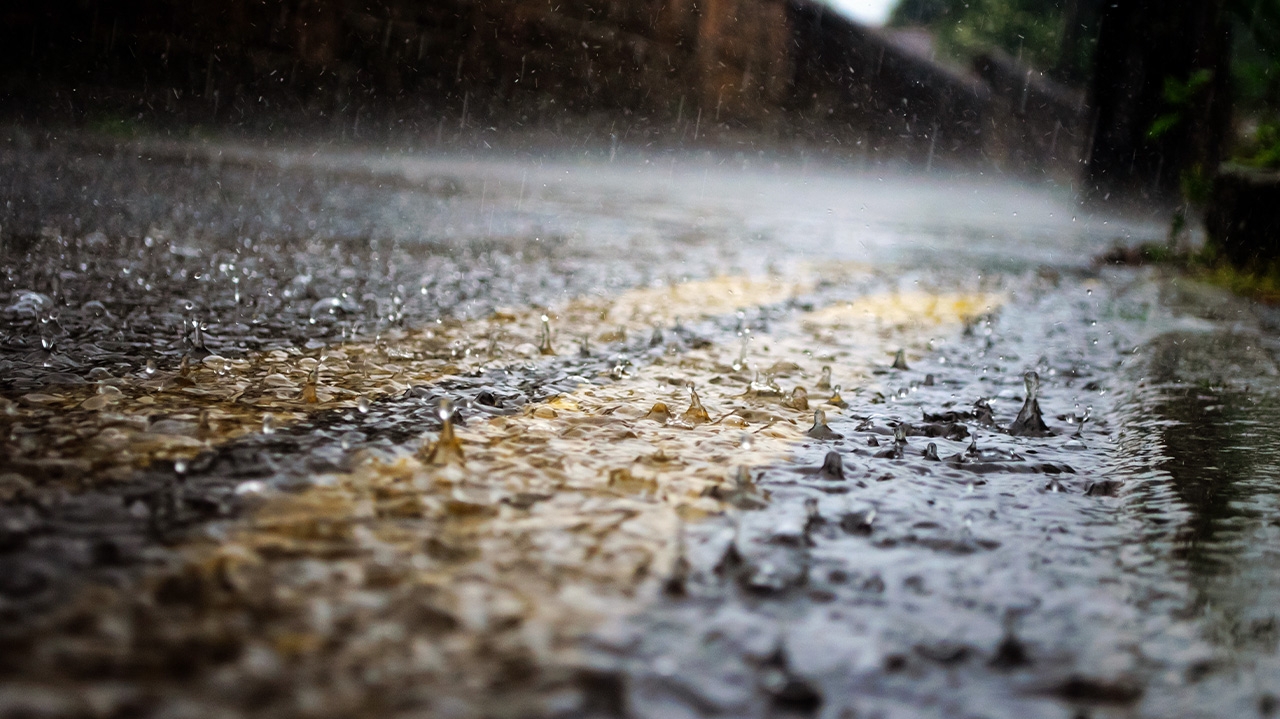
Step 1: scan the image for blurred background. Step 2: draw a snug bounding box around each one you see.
[0,0,1276,208]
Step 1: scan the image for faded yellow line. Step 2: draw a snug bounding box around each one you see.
[12,281,1006,715]
[0,275,811,491]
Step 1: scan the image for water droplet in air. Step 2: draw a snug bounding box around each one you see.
[357,396,370,413]
[174,459,189,474]
[739,432,754,451]
[262,414,276,434]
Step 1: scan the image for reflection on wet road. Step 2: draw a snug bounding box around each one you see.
[1,131,1277,718]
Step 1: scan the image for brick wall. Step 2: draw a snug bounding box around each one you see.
[1,0,1085,177]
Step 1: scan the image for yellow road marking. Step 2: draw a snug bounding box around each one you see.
[11,279,1005,714]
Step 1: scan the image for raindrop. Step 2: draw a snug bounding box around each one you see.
[893,423,908,444]
[924,442,940,461]
[739,432,754,451]
[357,396,370,413]
[262,414,277,434]
[174,459,189,474]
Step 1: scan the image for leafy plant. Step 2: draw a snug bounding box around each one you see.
[1146,69,1214,140]
[1235,118,1280,169]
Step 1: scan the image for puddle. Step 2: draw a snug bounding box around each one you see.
[2,135,1276,719]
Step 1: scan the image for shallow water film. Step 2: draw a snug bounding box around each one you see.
[2,133,1278,719]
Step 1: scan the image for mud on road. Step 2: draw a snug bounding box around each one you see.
[1,130,1278,718]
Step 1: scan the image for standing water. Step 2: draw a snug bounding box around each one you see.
[0,133,1276,718]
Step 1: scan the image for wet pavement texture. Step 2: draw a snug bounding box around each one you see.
[1,129,1279,718]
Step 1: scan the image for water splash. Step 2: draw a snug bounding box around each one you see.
[892,348,910,370]
[826,384,848,409]
[711,466,769,510]
[748,372,782,397]
[538,314,555,356]
[421,398,466,465]
[733,336,749,372]
[816,365,832,391]
[806,408,842,440]
[642,402,672,424]
[818,450,845,480]
[680,386,710,425]
[300,366,320,404]
[1009,370,1052,436]
[786,386,810,411]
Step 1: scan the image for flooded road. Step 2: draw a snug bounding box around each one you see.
[1,129,1277,718]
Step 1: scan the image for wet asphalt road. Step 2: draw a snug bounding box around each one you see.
[1,127,1279,719]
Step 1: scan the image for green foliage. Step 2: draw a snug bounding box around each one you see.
[1226,0,1280,168]
[1180,164,1213,206]
[888,0,1094,80]
[1235,119,1280,169]
[1146,69,1214,140]
[1227,0,1280,105]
